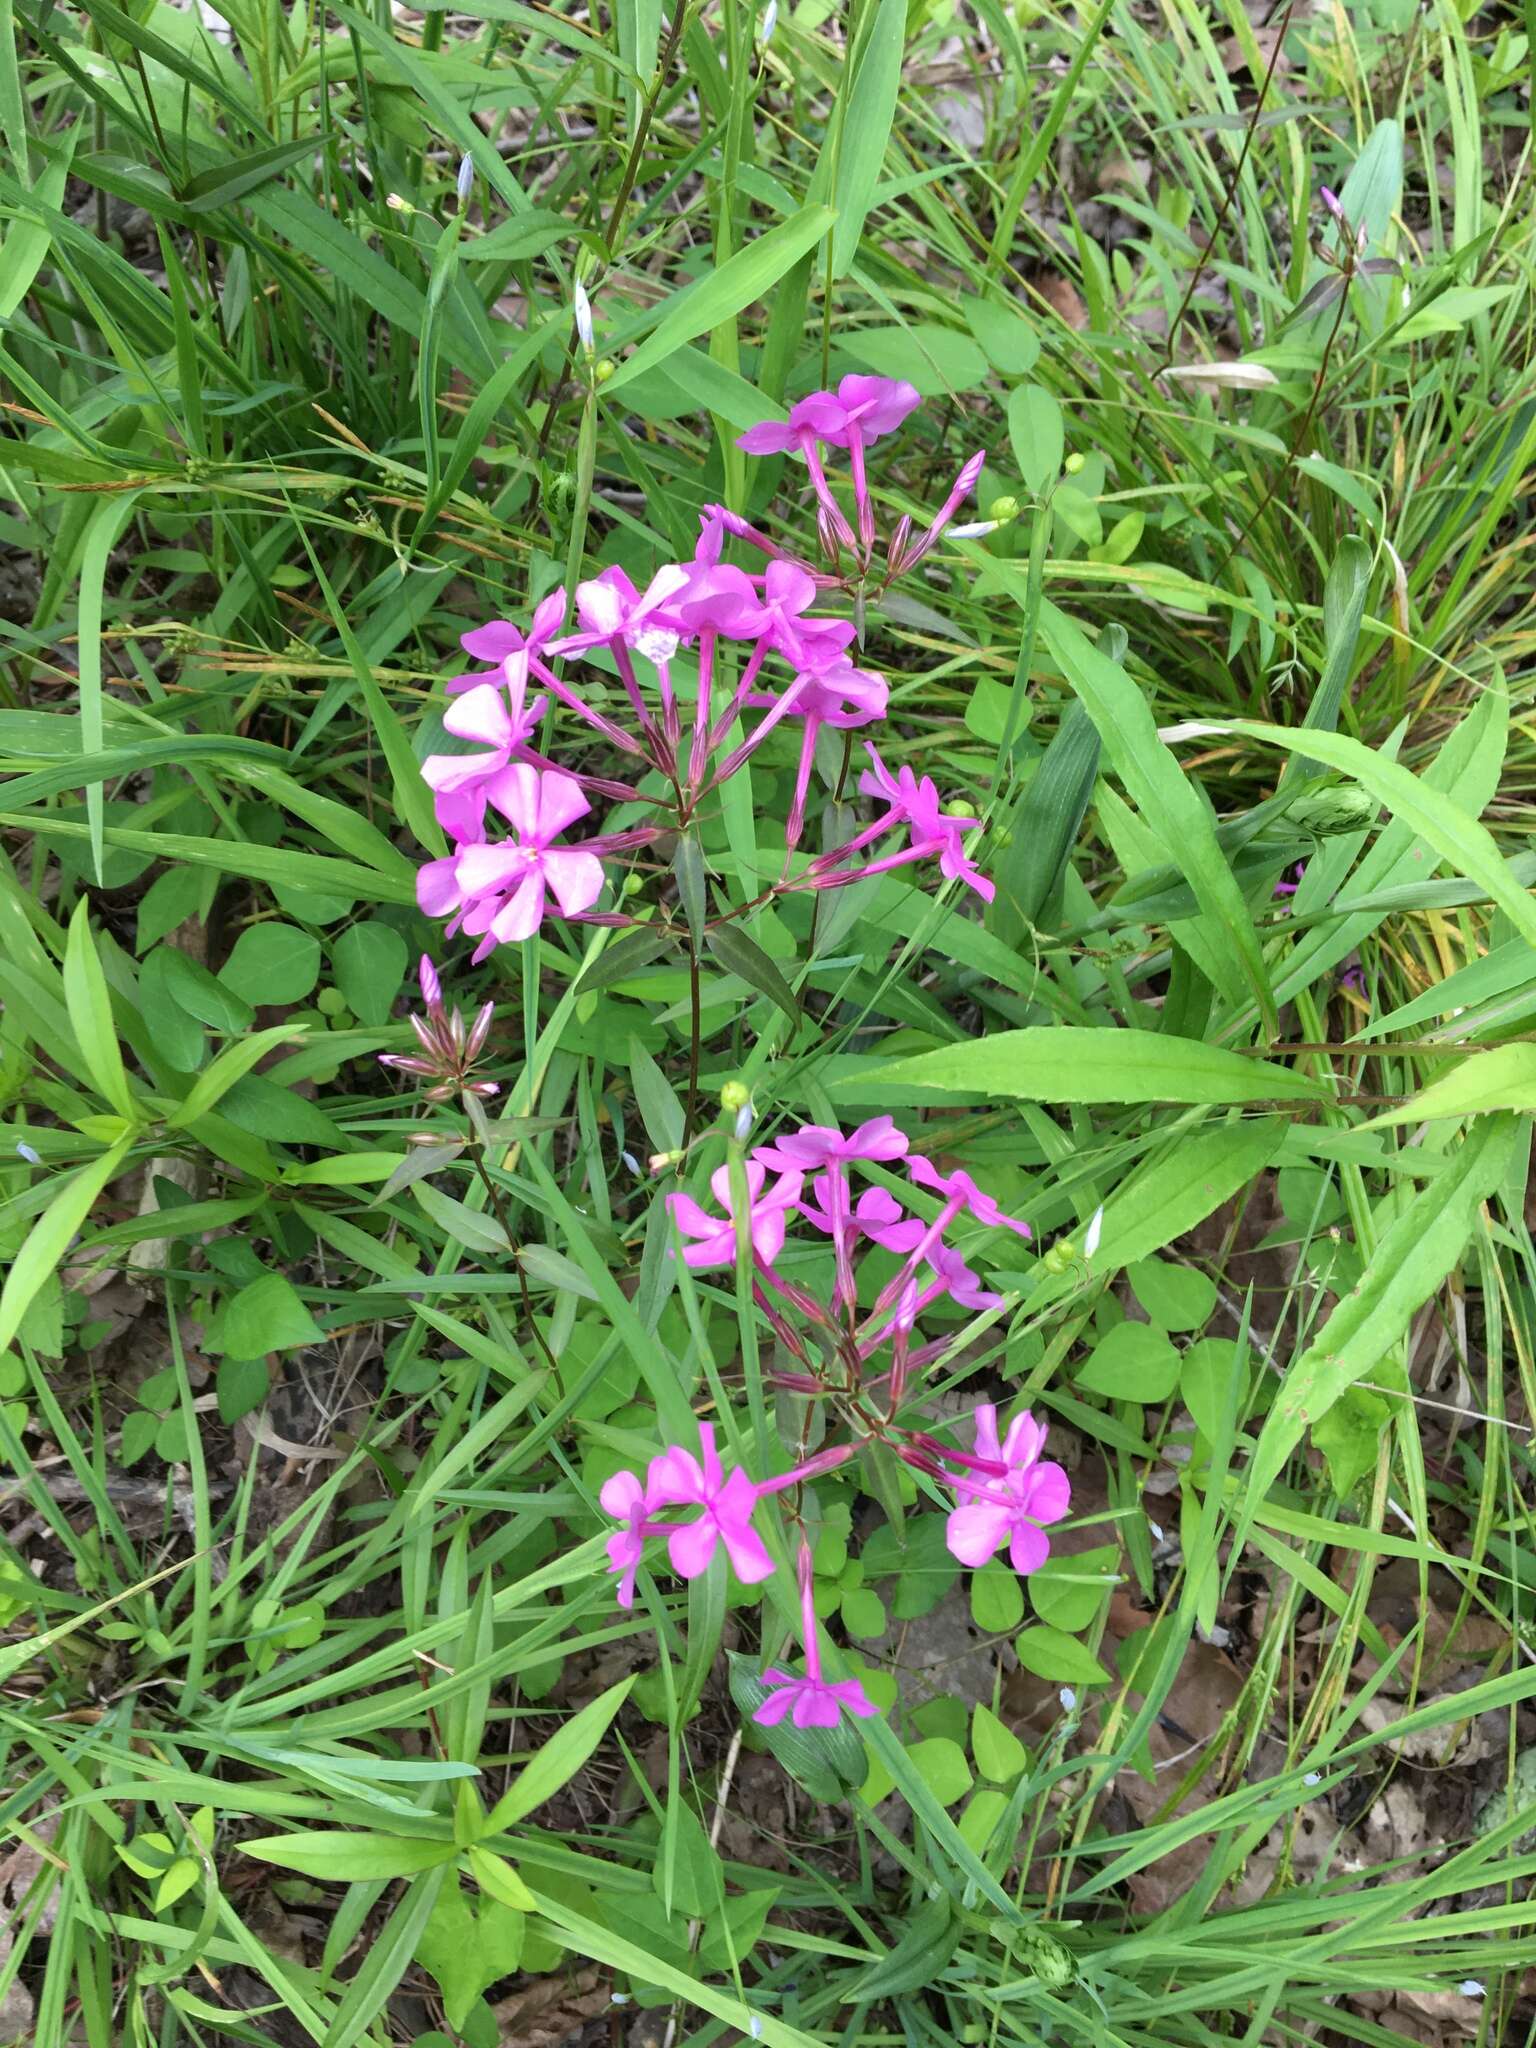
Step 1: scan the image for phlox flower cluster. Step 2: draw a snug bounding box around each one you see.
[600,1115,1071,1725]
[412,376,992,960]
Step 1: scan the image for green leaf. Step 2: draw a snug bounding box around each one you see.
[1361,1044,1536,1128]
[1126,1257,1217,1331]
[64,899,134,1119]
[1395,283,1514,341]
[216,1354,270,1424]
[849,323,989,397]
[413,1877,524,2031]
[907,1735,971,1807]
[219,923,321,1007]
[1014,1625,1109,1686]
[965,299,1040,376]
[1076,1321,1179,1401]
[331,921,409,1027]
[465,1845,538,1913]
[831,0,905,276]
[1039,600,1277,1029]
[869,1028,1322,1104]
[182,135,321,212]
[705,923,799,1023]
[1008,384,1064,493]
[607,204,837,391]
[968,1560,1024,1633]
[970,1701,1028,1782]
[1174,715,1536,956]
[991,701,1098,941]
[483,1677,634,1831]
[1239,1116,1518,1543]
[164,1025,302,1129]
[1181,1337,1246,1444]
[1027,1545,1119,1632]
[153,946,254,1033]
[240,1830,456,1880]
[0,1139,133,1359]
[221,1272,325,1357]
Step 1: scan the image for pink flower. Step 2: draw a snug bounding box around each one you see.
[858,746,993,902]
[800,1181,919,1248]
[647,1422,773,1583]
[753,1543,880,1729]
[757,1116,908,1173]
[755,1668,881,1728]
[555,564,692,663]
[943,1405,1070,1574]
[600,1468,652,1607]
[666,1161,804,1270]
[907,1156,1031,1240]
[421,661,547,796]
[737,377,919,456]
[418,765,605,959]
[756,1119,908,1306]
[447,593,565,695]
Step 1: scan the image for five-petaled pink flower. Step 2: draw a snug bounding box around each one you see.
[754,1543,880,1729]
[418,764,605,959]
[667,1161,804,1269]
[944,1405,1070,1574]
[647,1422,774,1583]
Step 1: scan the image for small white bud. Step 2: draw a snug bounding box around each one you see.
[749,2016,765,2039]
[610,1990,630,2005]
[622,1151,642,1176]
[1059,1688,1076,1711]
[1083,1205,1103,1258]
[15,1141,41,1165]
[385,192,409,213]
[945,519,1000,540]
[759,0,777,41]
[1303,1771,1321,1787]
[1148,1521,1164,1542]
[573,279,595,354]
[456,154,474,204]
[734,1100,755,1142]
[1458,1982,1485,1998]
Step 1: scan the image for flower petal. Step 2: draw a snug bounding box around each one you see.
[1007,1520,1052,1575]
[945,1499,1010,1568]
[541,848,605,917]
[667,1516,718,1580]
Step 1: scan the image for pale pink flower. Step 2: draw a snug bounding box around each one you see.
[418,764,605,958]
[667,1161,804,1270]
[421,661,547,795]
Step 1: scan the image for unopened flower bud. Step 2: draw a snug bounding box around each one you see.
[385,192,411,214]
[946,519,1000,540]
[15,1140,41,1165]
[734,1102,755,1142]
[1083,1204,1102,1258]
[573,279,595,354]
[1063,450,1085,476]
[720,1079,752,1114]
[456,154,474,205]
[986,494,1020,522]
[594,357,615,383]
[759,0,777,41]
